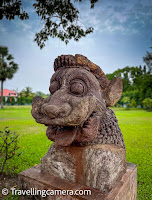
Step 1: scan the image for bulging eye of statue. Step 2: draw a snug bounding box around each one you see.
[49,81,60,94]
[70,81,86,95]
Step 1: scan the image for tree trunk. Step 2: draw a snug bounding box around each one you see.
[1,80,3,109]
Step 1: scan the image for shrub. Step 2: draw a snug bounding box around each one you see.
[122,97,131,109]
[0,127,21,174]
[142,98,152,111]
[130,99,137,108]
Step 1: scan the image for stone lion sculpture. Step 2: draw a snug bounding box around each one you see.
[31,54,126,193]
[31,54,125,149]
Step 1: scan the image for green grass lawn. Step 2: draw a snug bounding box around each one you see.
[113,108,152,200]
[0,106,152,199]
[0,106,52,174]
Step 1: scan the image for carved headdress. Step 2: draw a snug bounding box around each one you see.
[54,54,123,106]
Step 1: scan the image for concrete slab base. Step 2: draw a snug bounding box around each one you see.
[18,163,137,200]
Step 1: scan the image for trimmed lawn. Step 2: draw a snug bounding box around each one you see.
[0,106,152,199]
[113,108,152,200]
[0,106,52,174]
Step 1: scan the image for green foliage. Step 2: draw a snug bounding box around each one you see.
[130,99,137,108]
[107,65,152,110]
[2,87,49,106]
[143,45,152,74]
[107,65,151,93]
[33,0,94,48]
[4,193,18,200]
[142,98,152,111]
[0,0,29,20]
[35,91,49,98]
[0,46,18,109]
[0,0,99,48]
[122,96,130,109]
[0,127,21,174]
[0,46,18,82]
[139,74,152,100]
[109,43,152,110]
[21,87,34,97]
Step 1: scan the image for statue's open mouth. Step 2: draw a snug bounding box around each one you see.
[46,112,100,147]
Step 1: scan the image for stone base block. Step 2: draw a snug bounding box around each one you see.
[18,163,137,200]
[41,144,126,193]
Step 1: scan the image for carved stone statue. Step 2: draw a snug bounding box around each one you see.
[31,54,126,193]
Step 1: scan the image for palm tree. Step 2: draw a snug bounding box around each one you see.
[0,46,18,109]
[21,87,33,97]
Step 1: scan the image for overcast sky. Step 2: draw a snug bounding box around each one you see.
[0,0,152,94]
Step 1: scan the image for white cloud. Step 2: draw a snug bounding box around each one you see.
[77,0,152,35]
[1,0,151,93]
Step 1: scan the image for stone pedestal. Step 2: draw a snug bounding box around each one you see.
[18,144,137,199]
[18,163,137,200]
[41,144,126,193]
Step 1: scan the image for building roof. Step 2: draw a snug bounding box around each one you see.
[0,89,18,97]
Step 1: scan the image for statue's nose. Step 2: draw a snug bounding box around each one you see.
[43,103,72,119]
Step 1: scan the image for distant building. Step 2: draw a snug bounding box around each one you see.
[0,89,18,102]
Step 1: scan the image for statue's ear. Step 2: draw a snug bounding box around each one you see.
[103,77,123,107]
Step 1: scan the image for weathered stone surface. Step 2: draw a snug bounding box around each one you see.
[41,143,76,182]
[30,54,130,199]
[31,54,125,149]
[41,143,126,193]
[83,144,126,193]
[18,163,137,200]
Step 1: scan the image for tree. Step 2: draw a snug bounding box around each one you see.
[142,98,152,111]
[143,51,152,74]
[0,0,29,20]
[130,99,137,108]
[0,46,18,109]
[0,0,99,49]
[35,91,49,98]
[143,45,152,74]
[122,97,131,109]
[21,87,33,97]
[139,74,152,99]
[107,67,133,92]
